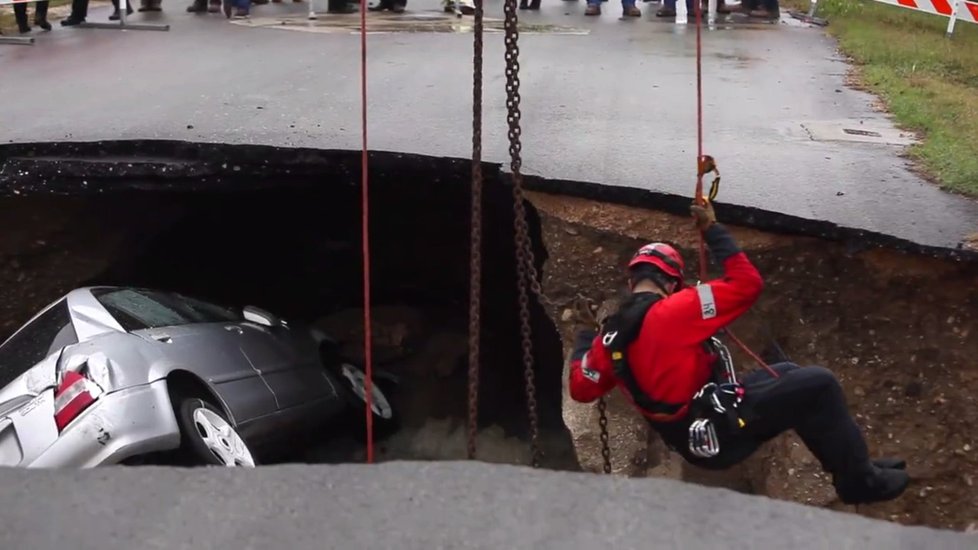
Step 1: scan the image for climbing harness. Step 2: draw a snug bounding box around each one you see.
[602,293,686,420]
[466,0,485,461]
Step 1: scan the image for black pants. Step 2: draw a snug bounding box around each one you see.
[14,1,49,23]
[70,0,90,19]
[651,363,871,480]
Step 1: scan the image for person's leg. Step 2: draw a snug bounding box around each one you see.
[61,0,89,24]
[110,0,134,19]
[34,0,51,28]
[13,2,30,32]
[622,0,641,16]
[739,364,908,504]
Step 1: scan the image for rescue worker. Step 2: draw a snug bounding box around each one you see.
[568,200,910,505]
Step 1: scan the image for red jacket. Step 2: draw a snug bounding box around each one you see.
[568,224,764,423]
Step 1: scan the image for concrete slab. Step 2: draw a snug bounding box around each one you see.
[0,1,975,251]
[0,461,973,549]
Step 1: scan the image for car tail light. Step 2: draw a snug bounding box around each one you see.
[54,371,101,432]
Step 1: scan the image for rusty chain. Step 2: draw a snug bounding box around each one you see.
[466,0,485,462]
[597,397,612,474]
[503,0,541,469]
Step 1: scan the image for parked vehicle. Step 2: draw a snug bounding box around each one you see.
[0,287,398,468]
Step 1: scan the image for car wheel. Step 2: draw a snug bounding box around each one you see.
[175,397,257,467]
[337,362,400,437]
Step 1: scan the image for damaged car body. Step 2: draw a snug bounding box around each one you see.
[0,286,399,468]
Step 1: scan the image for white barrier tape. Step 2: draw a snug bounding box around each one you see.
[875,0,978,22]
[0,0,43,5]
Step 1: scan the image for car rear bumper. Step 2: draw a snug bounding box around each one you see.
[27,380,181,468]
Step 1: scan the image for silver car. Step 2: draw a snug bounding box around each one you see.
[0,287,397,468]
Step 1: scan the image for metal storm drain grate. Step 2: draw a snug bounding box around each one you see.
[843,128,883,138]
[799,120,917,146]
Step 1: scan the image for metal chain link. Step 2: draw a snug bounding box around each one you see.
[597,397,612,474]
[466,0,485,462]
[503,0,541,469]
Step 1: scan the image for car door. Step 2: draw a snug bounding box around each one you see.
[230,320,335,411]
[90,288,278,426]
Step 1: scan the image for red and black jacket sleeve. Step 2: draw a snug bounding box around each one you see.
[567,328,616,403]
[654,223,764,345]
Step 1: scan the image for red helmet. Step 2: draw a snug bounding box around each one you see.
[628,242,686,286]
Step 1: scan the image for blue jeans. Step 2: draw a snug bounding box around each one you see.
[232,0,249,8]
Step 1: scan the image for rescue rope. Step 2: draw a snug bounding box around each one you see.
[691,3,779,380]
[359,0,376,463]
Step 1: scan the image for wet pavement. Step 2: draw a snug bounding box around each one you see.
[0,0,976,249]
[1,461,973,549]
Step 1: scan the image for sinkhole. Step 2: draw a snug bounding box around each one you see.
[1,141,977,531]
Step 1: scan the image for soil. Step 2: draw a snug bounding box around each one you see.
[527,190,978,532]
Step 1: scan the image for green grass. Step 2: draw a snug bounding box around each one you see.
[0,0,71,33]
[801,0,978,196]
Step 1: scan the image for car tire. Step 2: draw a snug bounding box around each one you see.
[174,397,257,467]
[335,362,401,439]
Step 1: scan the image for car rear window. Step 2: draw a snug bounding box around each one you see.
[91,288,241,331]
[0,299,78,388]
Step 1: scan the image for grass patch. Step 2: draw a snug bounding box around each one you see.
[802,0,978,196]
[0,0,71,33]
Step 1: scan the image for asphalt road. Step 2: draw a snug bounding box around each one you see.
[0,1,975,249]
[0,461,971,549]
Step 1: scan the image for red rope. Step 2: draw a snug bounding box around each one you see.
[694,0,708,286]
[359,0,375,462]
[692,3,779,379]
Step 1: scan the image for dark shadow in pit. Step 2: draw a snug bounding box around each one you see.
[0,144,578,470]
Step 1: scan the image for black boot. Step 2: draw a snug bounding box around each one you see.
[329,0,358,12]
[874,457,906,470]
[35,1,52,30]
[187,0,208,12]
[109,0,135,19]
[14,3,31,33]
[834,465,910,505]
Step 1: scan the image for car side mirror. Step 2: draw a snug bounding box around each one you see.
[243,306,281,328]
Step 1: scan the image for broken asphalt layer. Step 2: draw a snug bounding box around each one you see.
[0,461,973,549]
[0,0,975,251]
[1,140,975,262]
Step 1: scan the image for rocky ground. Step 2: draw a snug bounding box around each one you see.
[526,190,978,532]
